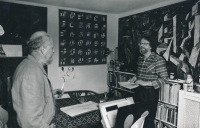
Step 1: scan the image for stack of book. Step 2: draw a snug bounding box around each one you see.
[159,83,181,105]
[156,103,178,126]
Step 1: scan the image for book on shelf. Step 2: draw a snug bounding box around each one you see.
[159,83,181,105]
[168,79,185,83]
[156,103,178,126]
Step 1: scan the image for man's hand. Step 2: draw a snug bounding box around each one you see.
[128,76,137,84]
[53,89,64,98]
[50,123,56,128]
[135,80,152,86]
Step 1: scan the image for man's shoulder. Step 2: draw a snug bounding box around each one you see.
[15,58,41,76]
[19,58,38,69]
[151,52,165,61]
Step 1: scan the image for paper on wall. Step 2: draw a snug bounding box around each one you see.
[158,24,163,43]
[180,20,194,49]
[163,39,173,61]
[179,53,185,61]
[194,15,200,47]
[189,46,199,67]
[170,55,188,73]
[173,15,177,53]
[170,55,180,66]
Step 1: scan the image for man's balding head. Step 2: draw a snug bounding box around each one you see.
[27,31,55,65]
[27,31,51,53]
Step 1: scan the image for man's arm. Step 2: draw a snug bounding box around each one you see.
[135,58,168,89]
[151,58,168,89]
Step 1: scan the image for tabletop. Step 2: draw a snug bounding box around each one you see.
[52,93,120,128]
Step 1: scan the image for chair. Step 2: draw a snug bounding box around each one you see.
[63,90,98,103]
[131,111,149,128]
[6,76,20,128]
[0,105,8,128]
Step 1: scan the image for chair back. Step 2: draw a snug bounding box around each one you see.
[131,111,149,128]
[0,105,8,128]
[6,76,20,128]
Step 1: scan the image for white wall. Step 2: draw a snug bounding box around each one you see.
[0,0,119,93]
[47,6,118,93]
[1,0,187,93]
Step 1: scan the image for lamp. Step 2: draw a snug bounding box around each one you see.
[104,48,113,56]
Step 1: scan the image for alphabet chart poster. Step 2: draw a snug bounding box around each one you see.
[59,9,107,66]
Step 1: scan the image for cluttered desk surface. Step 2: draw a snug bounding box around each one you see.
[52,93,120,128]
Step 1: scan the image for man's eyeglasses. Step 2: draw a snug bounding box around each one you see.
[138,42,150,46]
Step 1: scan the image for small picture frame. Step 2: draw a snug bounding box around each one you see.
[0,44,22,57]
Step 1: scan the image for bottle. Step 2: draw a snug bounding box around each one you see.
[186,74,194,92]
[170,73,174,80]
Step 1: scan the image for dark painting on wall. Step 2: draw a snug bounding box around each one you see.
[0,1,47,56]
[59,9,107,66]
[118,0,200,79]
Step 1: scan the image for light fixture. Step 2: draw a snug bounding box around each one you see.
[104,48,113,56]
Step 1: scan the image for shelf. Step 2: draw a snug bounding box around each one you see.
[158,101,178,108]
[108,70,135,75]
[168,79,185,84]
[155,118,177,128]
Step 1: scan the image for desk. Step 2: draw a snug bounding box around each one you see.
[52,93,119,128]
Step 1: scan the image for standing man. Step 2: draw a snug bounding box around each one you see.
[12,31,59,128]
[130,35,168,128]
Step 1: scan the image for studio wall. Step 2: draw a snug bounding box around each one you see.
[118,0,200,80]
[0,0,119,93]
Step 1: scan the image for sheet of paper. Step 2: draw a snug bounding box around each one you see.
[158,24,163,43]
[2,45,22,57]
[60,101,98,117]
[106,109,118,127]
[179,53,185,61]
[118,82,139,89]
[170,55,180,66]
[163,39,173,61]
[173,15,177,53]
[189,46,199,67]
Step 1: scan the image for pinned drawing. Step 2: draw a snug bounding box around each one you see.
[60,66,79,80]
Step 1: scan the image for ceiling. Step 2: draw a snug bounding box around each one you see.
[15,0,170,14]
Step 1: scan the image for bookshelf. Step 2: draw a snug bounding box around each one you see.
[107,70,135,98]
[107,70,184,128]
[155,82,182,128]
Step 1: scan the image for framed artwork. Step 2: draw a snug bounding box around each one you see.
[118,0,199,78]
[0,1,47,56]
[59,9,107,66]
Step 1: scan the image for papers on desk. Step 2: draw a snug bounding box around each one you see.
[60,101,98,117]
[118,82,139,90]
